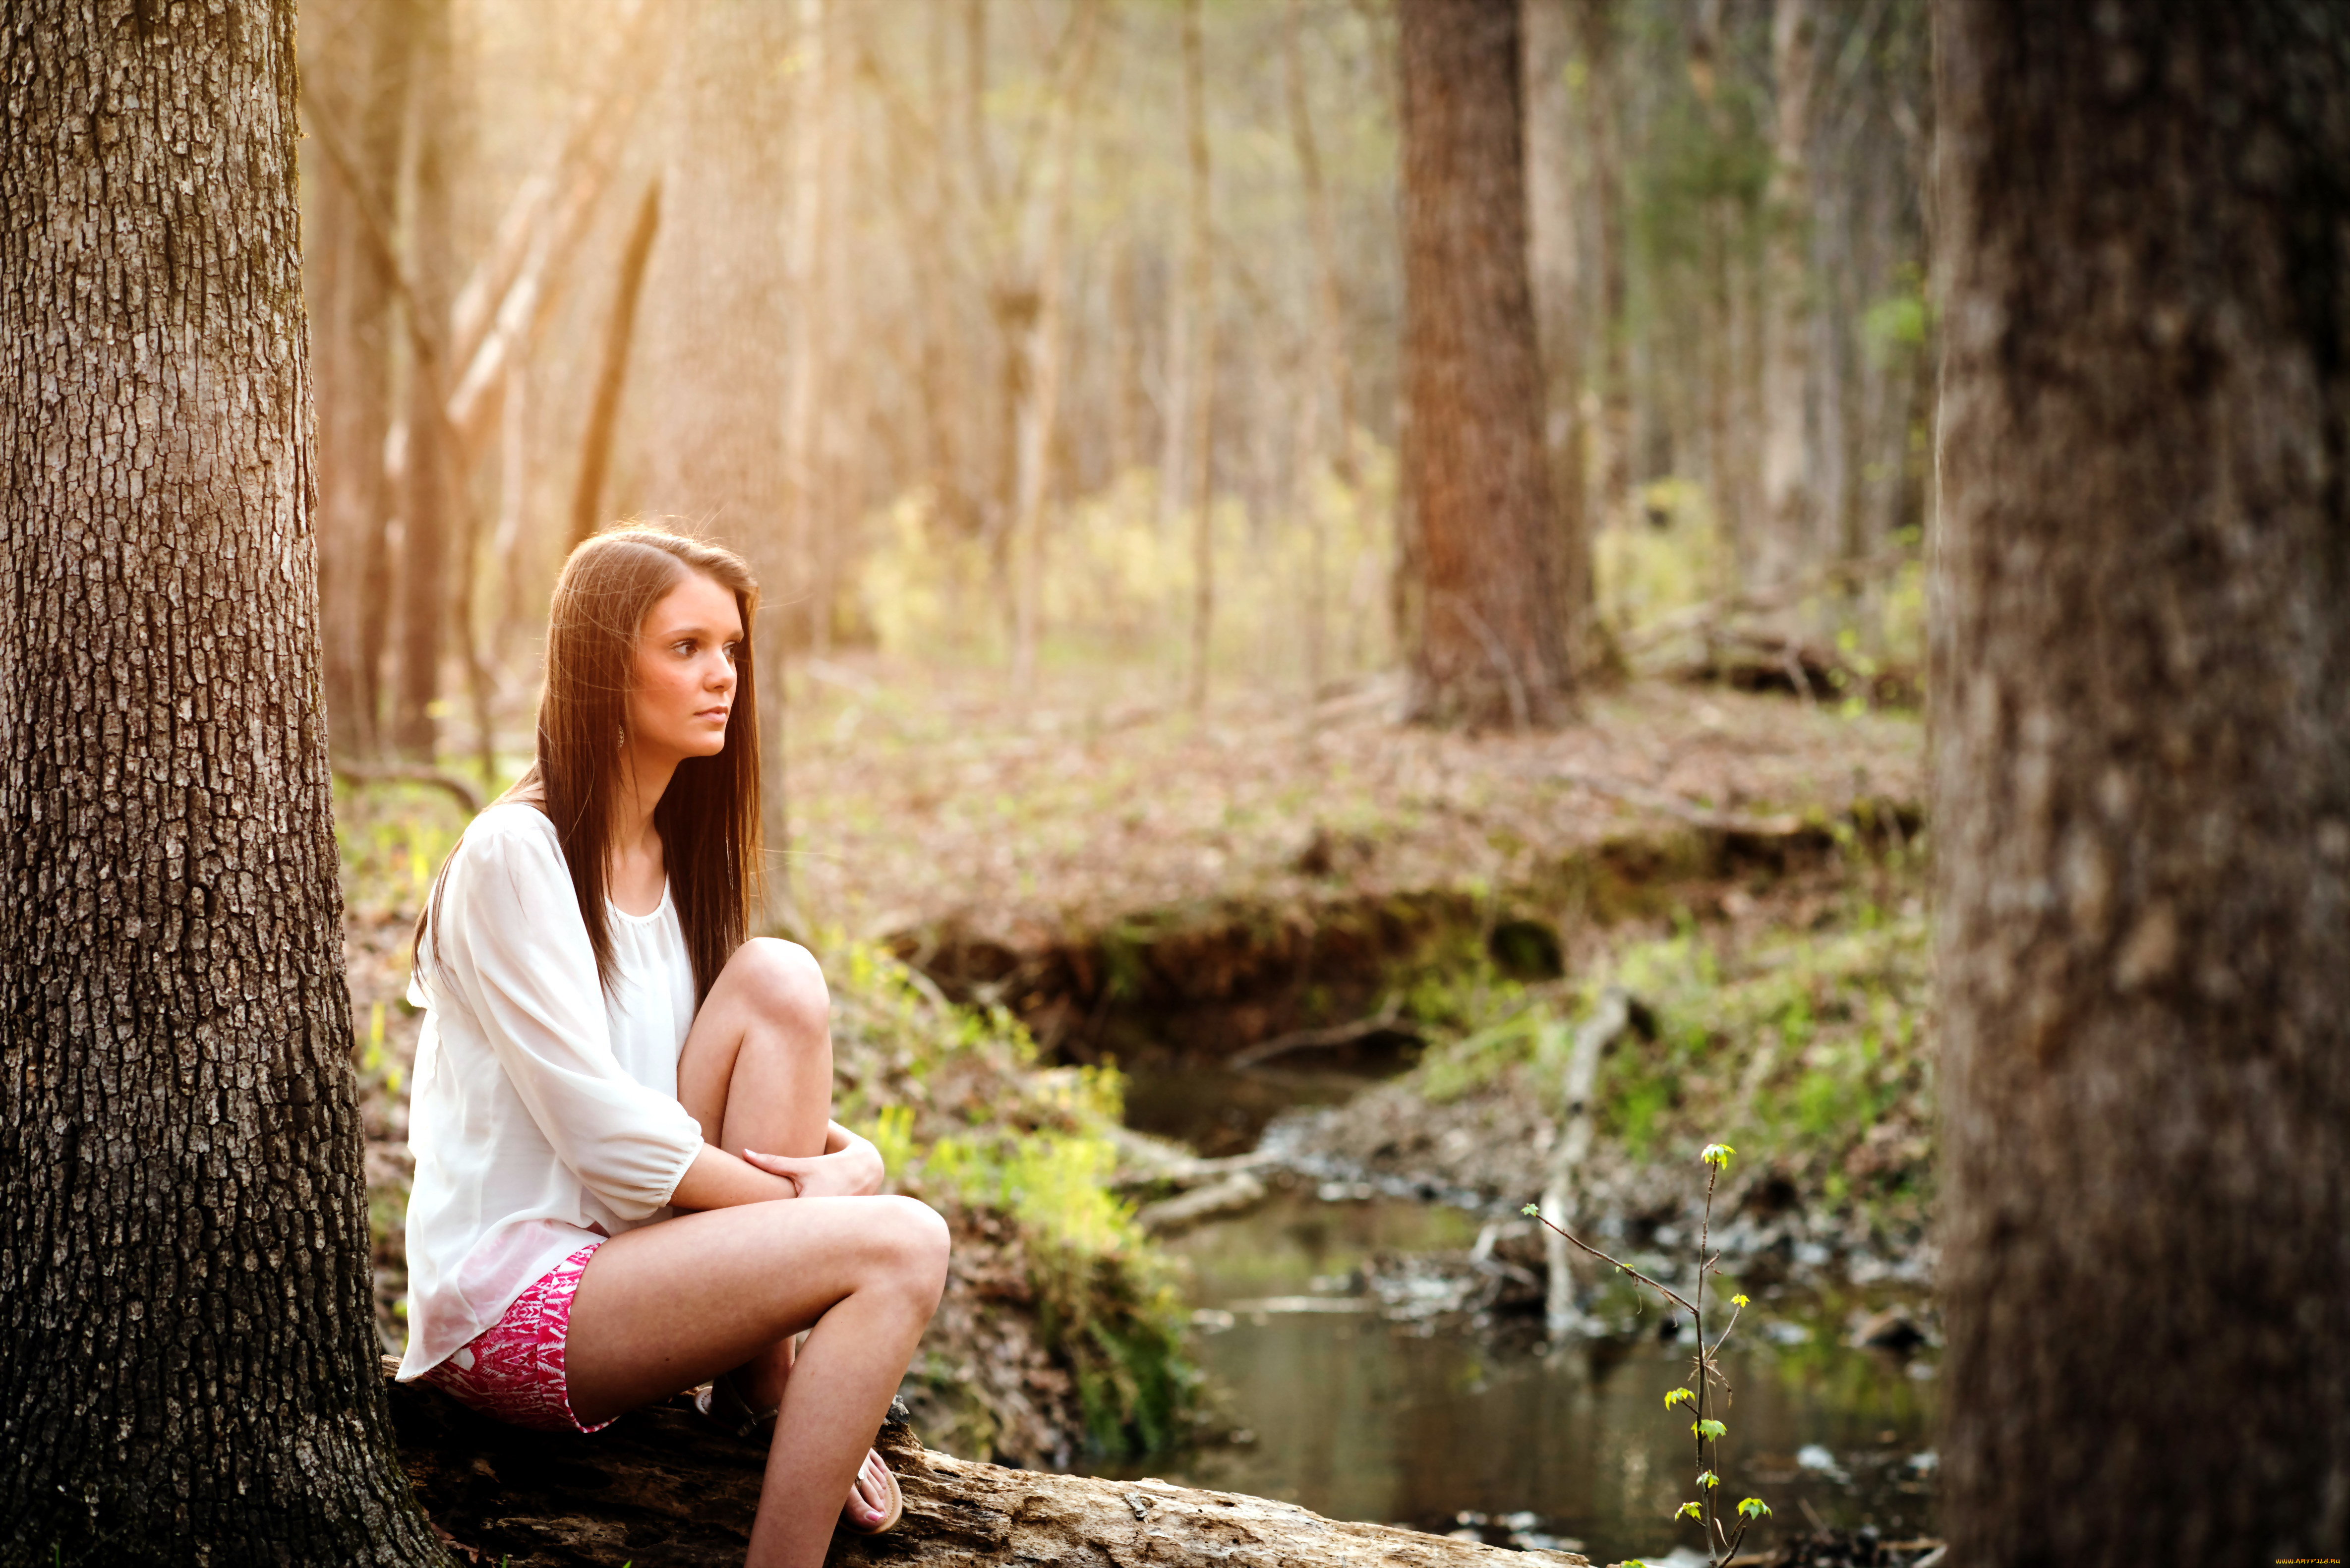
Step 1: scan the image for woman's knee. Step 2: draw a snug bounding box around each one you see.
[726,937,829,1041]
[866,1195,950,1298]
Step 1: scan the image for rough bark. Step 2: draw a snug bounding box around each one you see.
[389,1373,1589,1568]
[0,2,448,1561]
[1399,0,1573,729]
[632,0,796,914]
[1751,0,1817,597]
[1931,3,2350,1562]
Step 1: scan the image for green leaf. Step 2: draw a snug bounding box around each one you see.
[1738,1498,1772,1520]
[1694,1418,1727,1440]
[1696,1470,1719,1489]
[1700,1143,1736,1170]
[1521,1203,1539,1217]
[1664,1388,1696,1409]
[1677,1502,1702,1520]
[1731,1293,1750,1307]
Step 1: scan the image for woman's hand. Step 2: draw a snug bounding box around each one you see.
[742,1125,885,1199]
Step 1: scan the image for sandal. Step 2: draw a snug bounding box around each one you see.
[693,1373,904,1536]
[693,1369,777,1440]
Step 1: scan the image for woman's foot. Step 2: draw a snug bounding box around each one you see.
[841,1447,902,1535]
[694,1369,902,1535]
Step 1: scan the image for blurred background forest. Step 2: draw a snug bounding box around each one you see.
[299,0,1931,784]
[302,1,1949,1559]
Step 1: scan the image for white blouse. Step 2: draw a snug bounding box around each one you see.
[393,802,706,1380]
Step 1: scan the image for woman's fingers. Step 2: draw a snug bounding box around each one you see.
[746,1145,883,1199]
[738,1149,809,1195]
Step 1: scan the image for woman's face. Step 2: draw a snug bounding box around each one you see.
[626,570,742,765]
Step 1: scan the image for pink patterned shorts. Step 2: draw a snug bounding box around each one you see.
[421,1240,612,1433]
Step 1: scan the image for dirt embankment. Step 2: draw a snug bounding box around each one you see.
[782,673,1922,1067]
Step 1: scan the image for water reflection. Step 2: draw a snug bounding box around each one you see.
[1103,1187,1939,1563]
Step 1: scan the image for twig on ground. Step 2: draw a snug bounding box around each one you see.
[1228,997,1414,1069]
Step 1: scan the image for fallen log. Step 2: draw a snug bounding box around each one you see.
[385,1363,1591,1568]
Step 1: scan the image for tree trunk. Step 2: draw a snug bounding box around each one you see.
[1009,2,1101,701]
[307,0,410,759]
[1178,0,1217,714]
[389,1375,1588,1568]
[1285,0,1359,492]
[392,0,460,762]
[1521,0,1594,677]
[1931,4,2350,1562]
[1751,0,1816,598]
[782,0,836,658]
[0,3,448,1561]
[570,179,662,550]
[1575,0,1628,530]
[1399,0,1572,729]
[633,0,797,919]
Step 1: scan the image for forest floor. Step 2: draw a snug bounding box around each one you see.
[781,659,1922,948]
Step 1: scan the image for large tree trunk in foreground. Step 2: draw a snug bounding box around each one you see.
[1399,0,1573,728]
[0,3,446,1561]
[1932,3,2350,1561]
[389,1374,1588,1568]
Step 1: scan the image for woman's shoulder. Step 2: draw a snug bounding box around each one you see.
[449,801,566,879]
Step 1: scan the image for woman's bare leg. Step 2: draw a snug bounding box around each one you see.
[565,1195,949,1568]
[673,938,835,1409]
[676,936,834,1166]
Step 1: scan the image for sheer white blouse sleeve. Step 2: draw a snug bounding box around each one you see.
[394,804,705,1379]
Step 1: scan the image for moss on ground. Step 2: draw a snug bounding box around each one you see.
[1295,854,1936,1251]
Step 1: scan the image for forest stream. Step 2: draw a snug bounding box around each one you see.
[1090,1052,1942,1566]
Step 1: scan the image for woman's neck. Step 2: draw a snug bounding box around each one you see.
[607,746,677,913]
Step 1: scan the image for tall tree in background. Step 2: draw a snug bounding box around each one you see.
[1009,0,1104,700]
[1522,0,1593,675]
[1177,0,1218,714]
[392,0,461,761]
[632,0,796,911]
[1932,3,2349,1561]
[1576,0,1629,529]
[1751,0,1816,594]
[1398,0,1573,728]
[307,0,413,757]
[0,1,449,1560]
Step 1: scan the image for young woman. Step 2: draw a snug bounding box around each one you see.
[393,526,948,1568]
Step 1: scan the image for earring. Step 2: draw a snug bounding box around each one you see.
[616,722,627,753]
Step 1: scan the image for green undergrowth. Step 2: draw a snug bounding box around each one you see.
[804,942,1195,1462]
[1390,869,1935,1234]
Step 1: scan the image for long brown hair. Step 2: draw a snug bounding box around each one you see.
[417,525,761,1004]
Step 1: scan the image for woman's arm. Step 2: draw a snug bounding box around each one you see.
[668,1123,886,1211]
